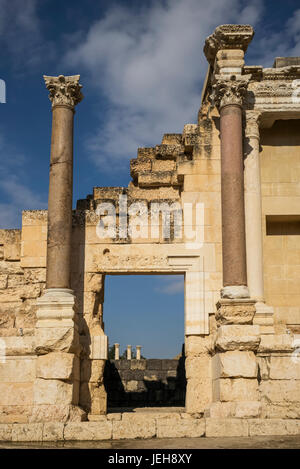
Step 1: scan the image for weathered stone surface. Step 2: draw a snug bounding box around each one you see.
[0,424,12,441]
[234,401,261,418]
[186,378,212,413]
[36,352,79,380]
[258,334,294,353]
[269,356,300,380]
[215,378,258,402]
[0,383,33,406]
[80,358,105,383]
[113,414,156,439]
[34,379,77,405]
[0,405,32,423]
[12,423,43,442]
[215,325,260,351]
[43,422,64,441]
[2,336,34,356]
[29,404,70,423]
[185,355,211,379]
[0,358,35,382]
[216,301,256,325]
[64,421,112,440]
[262,403,300,419]
[185,335,214,356]
[248,419,300,436]
[157,417,205,438]
[259,380,300,403]
[212,351,258,378]
[35,327,79,354]
[205,418,248,437]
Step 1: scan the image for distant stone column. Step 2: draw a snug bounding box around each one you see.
[127,345,132,360]
[114,343,120,360]
[43,75,83,289]
[136,346,141,360]
[213,74,251,299]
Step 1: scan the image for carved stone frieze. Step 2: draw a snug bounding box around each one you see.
[245,111,261,139]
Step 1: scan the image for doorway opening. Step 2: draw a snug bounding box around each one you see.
[103,274,186,409]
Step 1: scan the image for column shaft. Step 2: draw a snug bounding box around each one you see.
[46,105,74,289]
[244,113,264,300]
[220,104,247,288]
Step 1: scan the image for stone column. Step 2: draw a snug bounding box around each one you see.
[213,75,251,299]
[114,343,120,360]
[44,74,83,289]
[244,111,264,301]
[136,345,141,360]
[244,111,274,333]
[127,345,132,360]
[32,76,85,423]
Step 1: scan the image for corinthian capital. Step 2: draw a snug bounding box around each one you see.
[44,74,83,109]
[211,74,251,110]
[245,111,261,139]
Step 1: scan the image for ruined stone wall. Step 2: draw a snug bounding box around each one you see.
[260,120,300,330]
[105,359,186,408]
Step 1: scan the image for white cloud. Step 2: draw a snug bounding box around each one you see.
[0,0,54,70]
[156,276,184,295]
[0,131,46,228]
[65,0,264,171]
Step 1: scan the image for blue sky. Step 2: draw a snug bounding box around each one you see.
[0,0,299,357]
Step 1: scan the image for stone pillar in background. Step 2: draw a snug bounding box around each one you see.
[114,343,120,360]
[32,76,85,423]
[244,111,274,334]
[214,74,251,299]
[127,345,132,360]
[136,345,141,360]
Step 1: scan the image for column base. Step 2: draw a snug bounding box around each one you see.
[221,285,249,299]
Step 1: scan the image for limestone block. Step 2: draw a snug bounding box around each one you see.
[262,403,300,419]
[0,405,32,424]
[157,417,205,438]
[234,401,261,418]
[259,380,300,403]
[0,274,7,289]
[215,378,258,402]
[112,415,156,439]
[4,336,35,356]
[212,351,258,379]
[80,359,105,383]
[24,268,46,284]
[0,310,15,328]
[29,404,70,423]
[205,402,233,418]
[36,352,79,380]
[35,327,79,355]
[258,334,294,353]
[43,422,64,441]
[185,355,211,380]
[34,379,77,406]
[185,378,212,413]
[0,358,35,382]
[90,334,108,359]
[249,419,300,436]
[12,423,43,442]
[0,383,33,406]
[216,300,256,325]
[185,335,214,356]
[64,421,112,440]
[269,356,300,380]
[205,418,248,437]
[7,274,24,288]
[90,385,107,415]
[215,325,260,351]
[0,424,12,441]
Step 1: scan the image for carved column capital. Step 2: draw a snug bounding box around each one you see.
[245,110,261,139]
[211,74,251,110]
[44,74,83,110]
